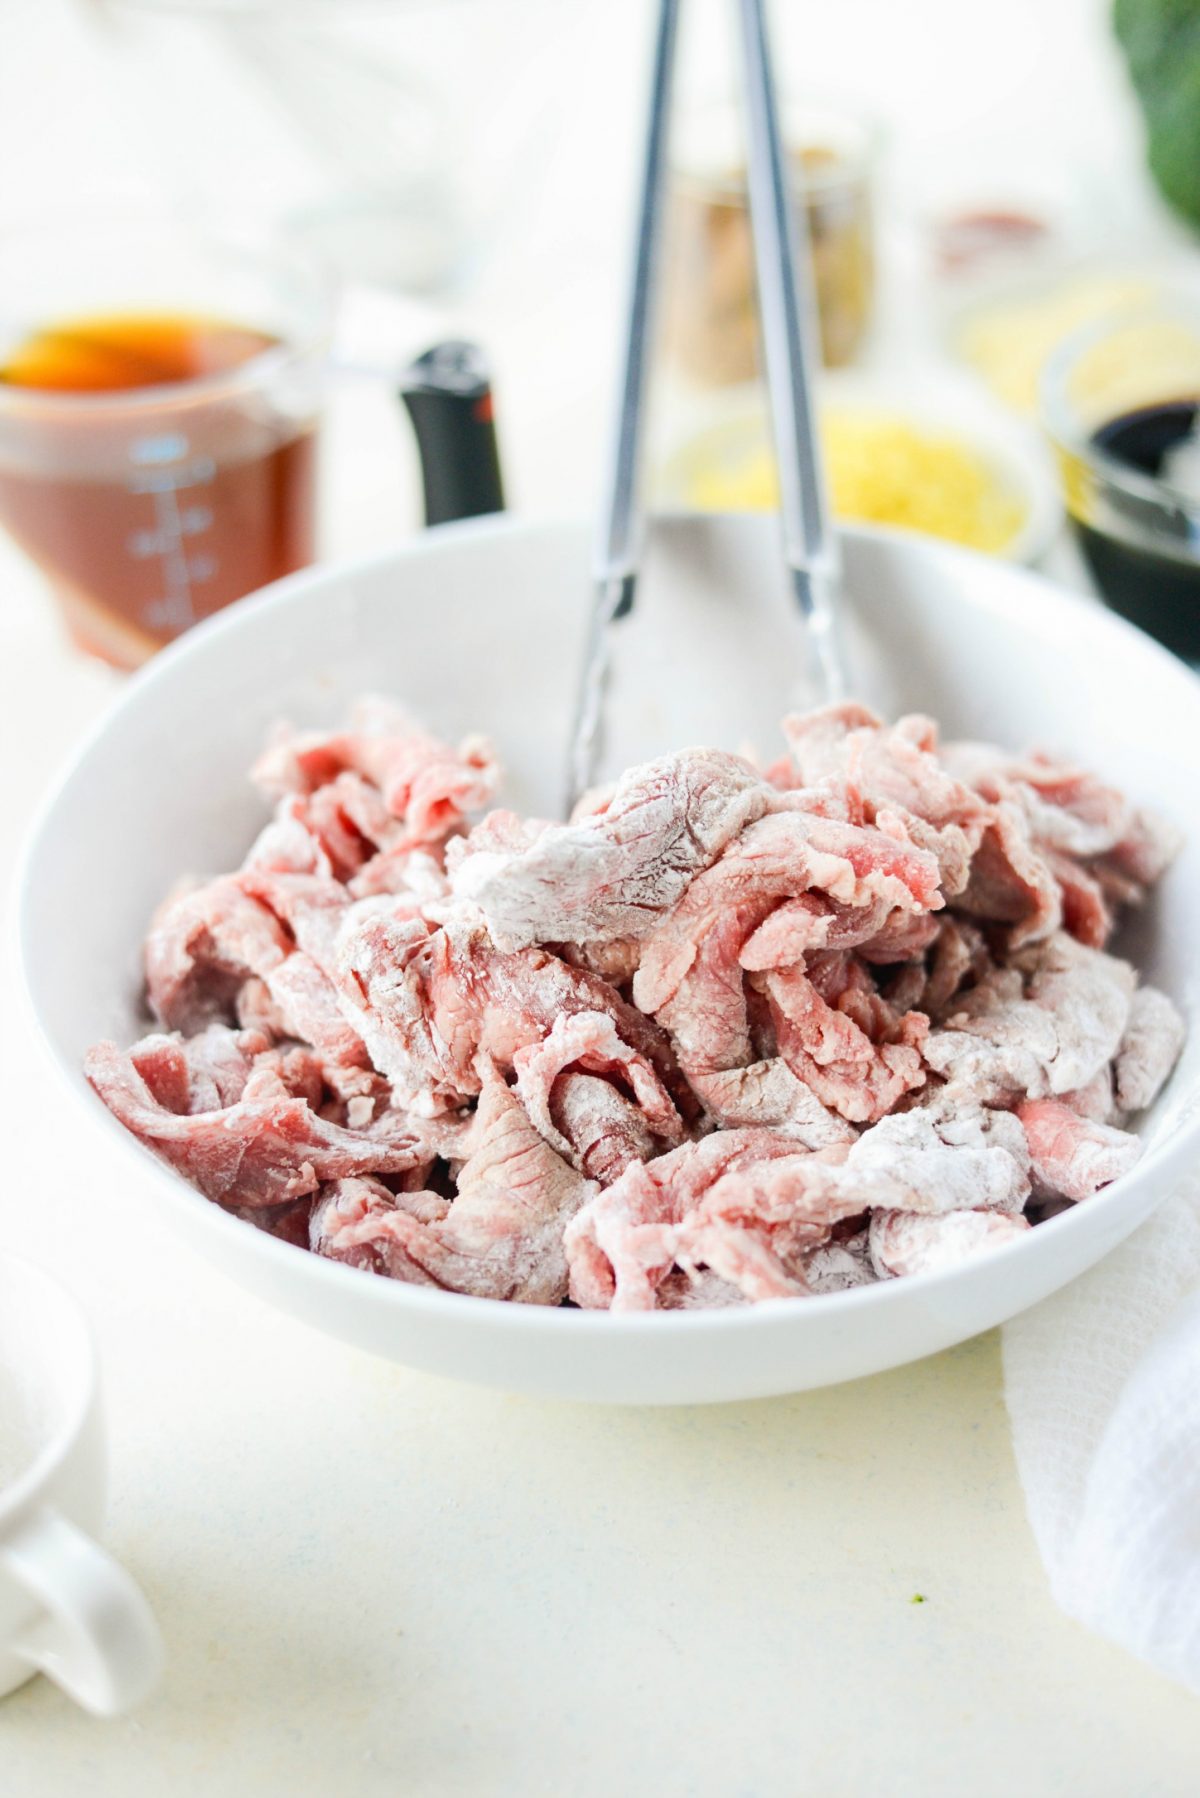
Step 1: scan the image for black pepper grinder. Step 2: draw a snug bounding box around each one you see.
[399,341,506,527]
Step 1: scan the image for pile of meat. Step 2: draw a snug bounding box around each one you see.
[85,697,1186,1311]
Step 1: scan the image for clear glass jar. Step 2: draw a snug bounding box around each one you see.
[664,98,878,385]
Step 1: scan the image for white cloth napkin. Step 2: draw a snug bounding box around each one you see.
[1002,1175,1200,1693]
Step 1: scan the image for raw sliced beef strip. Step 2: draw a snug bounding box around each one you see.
[311,1177,448,1284]
[145,876,291,1032]
[924,933,1135,1103]
[85,1040,435,1208]
[1114,986,1185,1114]
[566,1130,906,1311]
[452,747,776,950]
[252,695,497,849]
[1017,1099,1143,1201]
[512,1009,683,1165]
[779,704,991,895]
[686,1059,855,1145]
[312,1079,596,1304]
[337,912,680,1121]
[869,1208,1031,1278]
[130,1023,272,1115]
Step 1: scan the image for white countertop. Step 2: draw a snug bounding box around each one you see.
[3,0,1199,1791]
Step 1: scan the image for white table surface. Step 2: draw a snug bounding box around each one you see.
[3,0,1199,1791]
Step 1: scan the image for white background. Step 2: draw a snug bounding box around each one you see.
[2,1,1198,1792]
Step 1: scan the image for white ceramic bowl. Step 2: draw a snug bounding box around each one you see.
[18,516,1200,1404]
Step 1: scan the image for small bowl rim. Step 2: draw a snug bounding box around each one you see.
[1039,300,1200,518]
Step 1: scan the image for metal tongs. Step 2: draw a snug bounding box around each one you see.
[567,0,847,813]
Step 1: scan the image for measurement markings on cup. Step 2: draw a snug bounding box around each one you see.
[125,434,219,633]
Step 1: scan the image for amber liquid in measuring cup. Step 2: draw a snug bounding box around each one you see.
[0,312,317,669]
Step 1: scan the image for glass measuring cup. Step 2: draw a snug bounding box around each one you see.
[0,213,332,669]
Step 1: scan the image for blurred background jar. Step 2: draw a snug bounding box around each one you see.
[664,97,879,385]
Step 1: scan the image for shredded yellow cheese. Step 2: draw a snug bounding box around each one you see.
[685,410,1025,554]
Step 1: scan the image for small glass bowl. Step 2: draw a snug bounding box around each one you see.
[1040,302,1200,662]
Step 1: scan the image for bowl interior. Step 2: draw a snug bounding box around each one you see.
[20,512,1200,1236]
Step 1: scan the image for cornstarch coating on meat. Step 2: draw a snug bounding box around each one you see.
[85,699,1186,1310]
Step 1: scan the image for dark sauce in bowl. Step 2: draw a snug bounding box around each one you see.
[1070,399,1200,662]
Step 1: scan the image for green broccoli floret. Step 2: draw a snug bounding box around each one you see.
[1115,0,1200,227]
